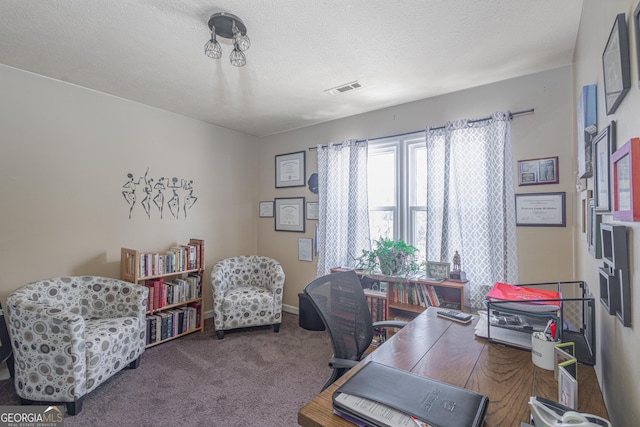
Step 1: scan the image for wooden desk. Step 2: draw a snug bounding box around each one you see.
[298,307,608,427]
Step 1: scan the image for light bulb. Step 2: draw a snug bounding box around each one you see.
[204,29,222,59]
[230,43,246,67]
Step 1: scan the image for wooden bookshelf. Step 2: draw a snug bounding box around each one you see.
[121,238,205,348]
[331,267,469,325]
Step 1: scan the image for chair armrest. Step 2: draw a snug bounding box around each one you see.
[373,320,408,329]
[6,299,86,344]
[329,356,359,370]
[6,298,88,398]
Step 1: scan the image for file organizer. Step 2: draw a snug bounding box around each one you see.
[486,281,596,365]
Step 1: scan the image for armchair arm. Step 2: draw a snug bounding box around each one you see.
[329,356,359,370]
[264,261,285,294]
[373,320,408,329]
[6,297,87,400]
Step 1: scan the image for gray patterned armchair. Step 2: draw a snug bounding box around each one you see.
[6,276,148,415]
[211,256,285,339]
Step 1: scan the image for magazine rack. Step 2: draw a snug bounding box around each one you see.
[486,281,596,365]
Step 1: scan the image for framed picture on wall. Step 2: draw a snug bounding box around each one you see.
[593,121,616,212]
[602,13,631,115]
[633,2,640,87]
[515,192,566,227]
[588,197,602,259]
[517,156,559,186]
[274,197,305,232]
[298,238,313,262]
[612,138,640,221]
[577,84,597,179]
[275,151,306,188]
[259,201,274,217]
[306,202,319,220]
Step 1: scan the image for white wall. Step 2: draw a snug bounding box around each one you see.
[0,64,259,313]
[258,65,576,314]
[574,1,640,425]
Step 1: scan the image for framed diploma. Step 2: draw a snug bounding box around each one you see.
[306,202,319,220]
[259,201,274,218]
[274,197,305,232]
[515,192,566,227]
[593,121,616,212]
[275,151,306,188]
[298,238,313,261]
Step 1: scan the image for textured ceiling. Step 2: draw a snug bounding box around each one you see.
[0,1,583,137]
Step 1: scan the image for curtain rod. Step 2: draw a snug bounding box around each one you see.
[308,108,534,150]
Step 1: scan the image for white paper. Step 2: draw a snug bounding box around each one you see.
[334,393,418,427]
[280,159,300,182]
[298,238,313,262]
[279,204,300,226]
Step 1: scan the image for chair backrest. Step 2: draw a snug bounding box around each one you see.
[303,271,373,363]
[7,276,148,321]
[211,256,285,297]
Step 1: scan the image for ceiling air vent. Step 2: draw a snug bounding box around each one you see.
[325,81,363,95]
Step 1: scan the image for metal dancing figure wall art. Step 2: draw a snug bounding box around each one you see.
[122,168,198,219]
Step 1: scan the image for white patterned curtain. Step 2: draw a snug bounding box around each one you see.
[316,139,370,276]
[425,112,518,308]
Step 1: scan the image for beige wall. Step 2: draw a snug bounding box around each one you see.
[573,1,640,425]
[0,64,259,313]
[259,65,576,309]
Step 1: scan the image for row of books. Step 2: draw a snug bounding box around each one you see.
[145,274,202,311]
[389,282,444,308]
[145,302,201,345]
[364,290,387,346]
[138,240,204,277]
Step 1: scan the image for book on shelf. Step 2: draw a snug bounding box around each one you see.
[333,361,488,427]
[189,302,201,328]
[189,238,204,270]
[486,282,561,313]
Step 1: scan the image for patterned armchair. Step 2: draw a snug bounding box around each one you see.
[211,256,285,339]
[6,276,148,415]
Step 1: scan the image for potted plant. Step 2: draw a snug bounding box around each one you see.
[356,237,424,276]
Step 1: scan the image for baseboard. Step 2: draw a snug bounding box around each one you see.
[283,304,299,315]
[203,304,299,320]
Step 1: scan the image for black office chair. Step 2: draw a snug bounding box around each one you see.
[0,301,14,378]
[303,271,407,390]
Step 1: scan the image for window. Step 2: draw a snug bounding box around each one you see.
[367,133,426,258]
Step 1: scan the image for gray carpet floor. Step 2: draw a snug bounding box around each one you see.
[0,312,333,426]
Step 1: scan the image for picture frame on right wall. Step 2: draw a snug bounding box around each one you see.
[602,13,631,115]
[634,1,640,87]
[593,121,616,212]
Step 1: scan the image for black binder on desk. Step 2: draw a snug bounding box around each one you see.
[332,362,488,427]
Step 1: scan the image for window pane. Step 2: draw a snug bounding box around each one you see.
[368,151,395,207]
[369,210,394,241]
[411,145,427,206]
[412,210,427,261]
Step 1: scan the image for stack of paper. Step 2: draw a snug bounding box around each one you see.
[486,282,561,313]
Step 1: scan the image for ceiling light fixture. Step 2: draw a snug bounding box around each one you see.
[205,12,250,67]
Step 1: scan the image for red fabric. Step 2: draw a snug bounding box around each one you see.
[487,282,560,307]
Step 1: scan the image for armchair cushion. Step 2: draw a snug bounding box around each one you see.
[6,276,148,414]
